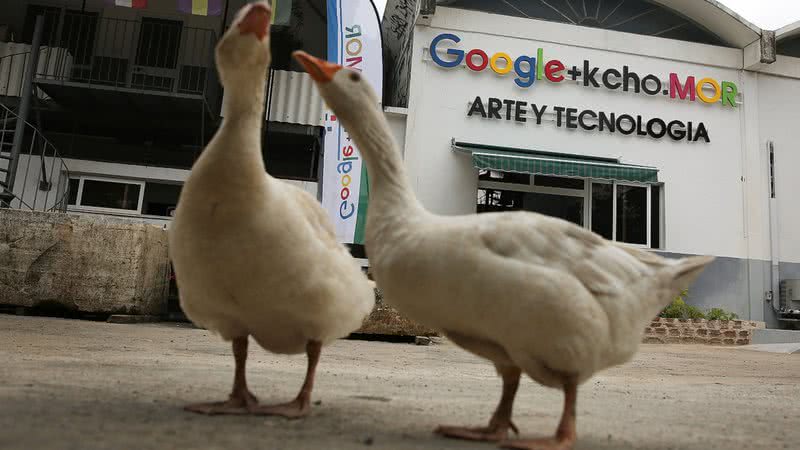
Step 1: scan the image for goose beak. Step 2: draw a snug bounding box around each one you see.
[293,51,342,84]
[237,2,272,41]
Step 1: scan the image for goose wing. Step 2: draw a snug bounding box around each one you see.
[475,211,668,296]
[281,182,338,244]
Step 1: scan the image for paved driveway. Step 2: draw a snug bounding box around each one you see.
[1,315,798,450]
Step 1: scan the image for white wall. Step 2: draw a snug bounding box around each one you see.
[757,57,800,264]
[7,154,71,212]
[384,107,408,156]
[403,7,760,260]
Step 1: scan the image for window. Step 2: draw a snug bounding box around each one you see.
[591,183,613,240]
[616,185,648,245]
[535,175,584,190]
[142,182,182,217]
[135,18,182,69]
[269,0,327,72]
[272,0,294,26]
[79,179,141,211]
[131,18,183,91]
[778,36,800,57]
[61,11,99,66]
[478,174,663,249]
[651,185,661,248]
[263,125,322,181]
[477,188,522,213]
[590,182,661,248]
[528,192,584,226]
[478,170,530,185]
[23,5,61,46]
[67,178,79,205]
[23,7,98,65]
[67,176,183,217]
[477,175,586,227]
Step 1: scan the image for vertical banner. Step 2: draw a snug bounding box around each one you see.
[323,0,384,244]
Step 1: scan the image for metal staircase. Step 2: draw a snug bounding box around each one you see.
[0,104,18,205]
[0,101,70,211]
[0,29,71,213]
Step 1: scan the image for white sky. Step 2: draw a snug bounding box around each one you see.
[718,0,800,30]
[373,0,387,17]
[372,0,800,31]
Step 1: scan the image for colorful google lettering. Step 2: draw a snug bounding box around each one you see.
[429,33,739,108]
[336,24,365,220]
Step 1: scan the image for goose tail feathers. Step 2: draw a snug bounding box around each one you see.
[667,255,715,291]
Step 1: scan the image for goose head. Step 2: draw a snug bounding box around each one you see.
[293,51,379,128]
[216,1,272,90]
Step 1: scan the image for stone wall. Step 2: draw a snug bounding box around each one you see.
[0,209,170,315]
[644,318,766,345]
[2,208,767,342]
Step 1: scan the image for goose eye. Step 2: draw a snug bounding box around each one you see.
[349,72,361,82]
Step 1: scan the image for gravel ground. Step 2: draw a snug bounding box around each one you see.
[1,314,798,450]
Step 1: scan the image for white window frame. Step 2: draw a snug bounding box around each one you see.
[599,181,652,249]
[67,175,146,215]
[478,174,662,249]
[480,175,588,227]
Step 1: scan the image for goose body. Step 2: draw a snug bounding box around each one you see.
[173,170,371,354]
[169,2,373,417]
[295,51,713,448]
[367,210,707,387]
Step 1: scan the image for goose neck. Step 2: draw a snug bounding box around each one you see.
[346,110,419,215]
[340,106,427,254]
[221,70,267,128]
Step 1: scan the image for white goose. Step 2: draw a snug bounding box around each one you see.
[168,2,373,419]
[294,51,713,449]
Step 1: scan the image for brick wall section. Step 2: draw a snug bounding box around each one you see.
[644,318,766,345]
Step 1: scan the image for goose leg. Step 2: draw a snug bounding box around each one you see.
[499,379,577,450]
[185,336,259,415]
[435,365,522,442]
[253,340,321,419]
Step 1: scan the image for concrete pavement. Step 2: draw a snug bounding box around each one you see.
[1,315,798,450]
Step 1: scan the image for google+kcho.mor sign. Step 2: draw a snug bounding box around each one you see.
[428,33,742,143]
[429,33,739,107]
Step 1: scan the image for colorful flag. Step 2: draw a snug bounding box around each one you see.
[322,0,384,244]
[177,0,223,16]
[109,0,148,8]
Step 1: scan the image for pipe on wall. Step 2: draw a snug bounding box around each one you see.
[767,140,781,312]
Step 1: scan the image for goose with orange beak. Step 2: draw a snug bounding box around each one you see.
[168,2,374,419]
[294,50,713,450]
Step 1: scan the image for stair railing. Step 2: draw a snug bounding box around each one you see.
[0,101,70,212]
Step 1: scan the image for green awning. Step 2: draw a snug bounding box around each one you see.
[454,141,658,183]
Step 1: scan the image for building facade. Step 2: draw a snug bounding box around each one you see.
[383,0,800,328]
[0,0,327,226]
[3,0,800,328]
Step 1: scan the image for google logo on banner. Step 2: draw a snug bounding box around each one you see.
[429,33,740,108]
